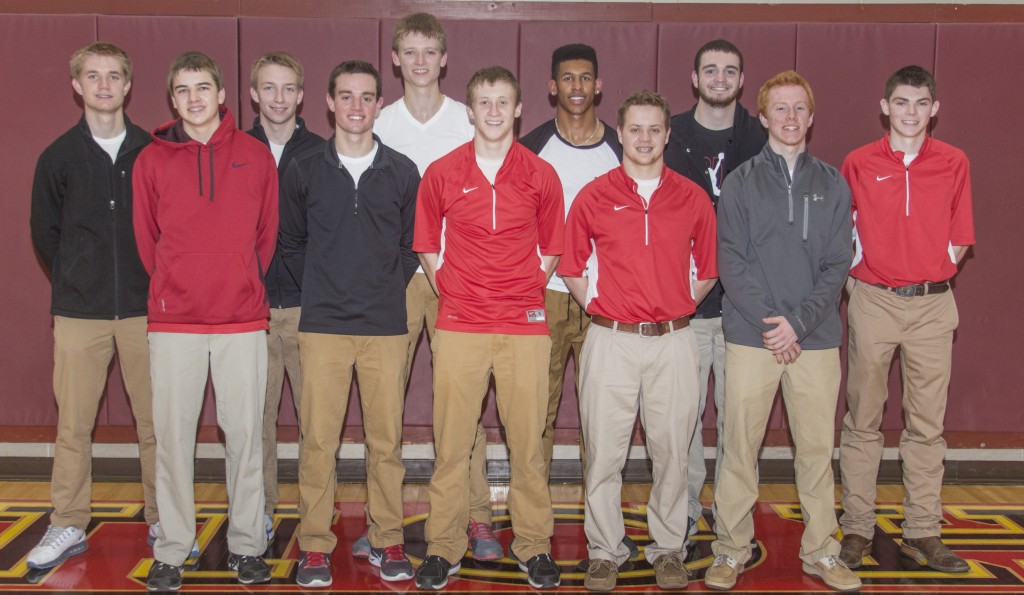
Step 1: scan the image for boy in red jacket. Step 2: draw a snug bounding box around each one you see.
[133,51,278,592]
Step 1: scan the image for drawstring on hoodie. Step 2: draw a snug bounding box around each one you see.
[196,144,216,201]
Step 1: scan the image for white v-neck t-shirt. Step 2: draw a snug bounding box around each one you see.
[374,95,474,176]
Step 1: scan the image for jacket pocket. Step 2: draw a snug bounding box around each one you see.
[156,253,257,320]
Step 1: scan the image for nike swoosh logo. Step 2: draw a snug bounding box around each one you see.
[876,175,892,181]
[462,186,478,194]
[231,162,250,168]
[614,205,629,211]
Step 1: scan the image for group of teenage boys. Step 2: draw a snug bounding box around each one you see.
[28,10,973,594]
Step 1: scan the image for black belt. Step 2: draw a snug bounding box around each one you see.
[591,315,690,337]
[873,281,950,297]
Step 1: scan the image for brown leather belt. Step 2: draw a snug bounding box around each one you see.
[591,315,690,337]
[873,280,950,297]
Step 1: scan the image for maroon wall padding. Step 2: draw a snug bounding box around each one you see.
[4,14,1022,445]
[2,15,96,426]
[656,23,796,124]
[934,24,1024,432]
[518,22,659,135]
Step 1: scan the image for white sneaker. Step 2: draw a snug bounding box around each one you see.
[27,525,87,569]
[147,522,200,558]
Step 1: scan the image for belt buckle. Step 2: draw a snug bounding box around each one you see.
[894,285,918,298]
[638,322,659,337]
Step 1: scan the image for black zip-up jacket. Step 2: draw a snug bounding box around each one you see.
[279,135,419,336]
[665,103,766,319]
[30,115,151,319]
[246,116,326,309]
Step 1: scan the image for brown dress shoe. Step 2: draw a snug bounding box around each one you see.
[838,534,872,569]
[900,536,969,573]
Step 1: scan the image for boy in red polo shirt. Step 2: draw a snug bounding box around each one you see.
[838,65,975,574]
[414,66,564,591]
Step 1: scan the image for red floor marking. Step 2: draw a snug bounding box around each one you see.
[0,499,1021,592]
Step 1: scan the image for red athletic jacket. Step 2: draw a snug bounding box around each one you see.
[842,134,974,287]
[133,107,278,333]
[414,141,564,335]
[558,165,717,324]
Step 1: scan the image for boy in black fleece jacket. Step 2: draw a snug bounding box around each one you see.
[279,61,418,589]
[28,42,158,571]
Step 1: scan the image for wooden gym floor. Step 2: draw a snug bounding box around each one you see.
[0,481,1022,593]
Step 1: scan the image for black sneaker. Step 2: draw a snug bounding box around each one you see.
[415,555,460,590]
[518,553,561,589]
[227,553,271,585]
[147,560,182,592]
[296,551,332,588]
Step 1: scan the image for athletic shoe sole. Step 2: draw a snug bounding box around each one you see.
[416,562,461,590]
[517,561,561,589]
[26,541,88,569]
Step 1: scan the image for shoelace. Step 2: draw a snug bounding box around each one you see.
[714,554,737,568]
[235,555,263,567]
[820,555,849,570]
[381,544,406,563]
[40,526,75,548]
[152,561,180,572]
[469,521,497,543]
[304,551,328,568]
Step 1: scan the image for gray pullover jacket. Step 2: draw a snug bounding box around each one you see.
[717,143,852,350]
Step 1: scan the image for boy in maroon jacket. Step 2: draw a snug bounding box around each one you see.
[133,51,278,592]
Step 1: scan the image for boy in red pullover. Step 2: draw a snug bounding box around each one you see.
[133,51,278,592]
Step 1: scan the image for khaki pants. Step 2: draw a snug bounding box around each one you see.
[403,272,491,524]
[149,331,268,565]
[686,316,727,525]
[425,330,553,563]
[840,282,957,540]
[297,332,407,553]
[712,343,841,565]
[264,306,302,516]
[543,289,589,474]
[51,316,157,529]
[580,324,699,565]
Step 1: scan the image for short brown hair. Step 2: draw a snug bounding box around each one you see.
[167,51,224,94]
[617,89,671,129]
[885,65,936,102]
[250,51,304,89]
[757,70,815,116]
[392,12,446,54]
[70,42,132,81]
[328,60,381,98]
[466,66,520,106]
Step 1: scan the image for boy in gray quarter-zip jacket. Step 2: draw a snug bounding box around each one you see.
[708,71,859,593]
[717,141,852,351]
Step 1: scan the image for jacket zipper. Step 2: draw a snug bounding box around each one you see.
[491,184,497,230]
[802,192,809,241]
[111,167,121,319]
[904,165,911,217]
